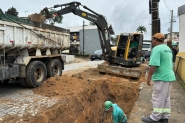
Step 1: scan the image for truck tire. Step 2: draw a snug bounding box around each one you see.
[47,59,62,78]
[26,61,47,88]
[2,79,10,84]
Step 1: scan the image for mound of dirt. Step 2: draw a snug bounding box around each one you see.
[25,68,144,123]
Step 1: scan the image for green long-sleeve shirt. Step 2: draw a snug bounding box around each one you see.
[130,41,138,48]
[112,104,127,123]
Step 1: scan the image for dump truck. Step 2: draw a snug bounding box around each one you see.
[29,2,143,78]
[0,9,70,87]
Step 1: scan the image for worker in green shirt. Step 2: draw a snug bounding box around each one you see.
[142,33,176,123]
[104,101,127,123]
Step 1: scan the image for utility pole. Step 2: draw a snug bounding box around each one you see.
[25,11,28,17]
[150,0,160,36]
[149,0,160,48]
[83,21,85,56]
[169,10,173,44]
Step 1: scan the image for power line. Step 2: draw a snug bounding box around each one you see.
[104,0,117,15]
[162,0,171,11]
[84,0,94,4]
[108,0,127,22]
[159,2,168,24]
[161,22,169,26]
[100,0,114,14]
[139,0,150,20]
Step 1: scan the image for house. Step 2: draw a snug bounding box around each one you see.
[142,40,151,51]
[164,32,179,46]
[178,4,185,52]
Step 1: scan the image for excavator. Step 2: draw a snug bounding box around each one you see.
[29,2,143,78]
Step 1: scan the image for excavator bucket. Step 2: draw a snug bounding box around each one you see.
[28,8,51,23]
[28,13,46,22]
[98,63,141,78]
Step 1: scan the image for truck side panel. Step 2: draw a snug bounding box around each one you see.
[0,17,70,87]
[0,20,70,50]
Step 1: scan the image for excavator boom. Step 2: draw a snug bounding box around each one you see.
[29,2,112,62]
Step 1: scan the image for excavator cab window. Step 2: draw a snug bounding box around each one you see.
[128,35,140,59]
[116,35,128,58]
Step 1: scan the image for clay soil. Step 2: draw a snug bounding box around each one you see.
[3,61,147,123]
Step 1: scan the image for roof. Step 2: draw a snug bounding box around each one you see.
[65,25,115,35]
[178,4,185,16]
[164,32,179,36]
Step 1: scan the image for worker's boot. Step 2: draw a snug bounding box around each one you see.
[159,119,168,123]
[142,117,159,123]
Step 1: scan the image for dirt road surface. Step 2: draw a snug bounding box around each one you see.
[0,58,147,123]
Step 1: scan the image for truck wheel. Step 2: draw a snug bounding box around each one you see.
[2,79,10,84]
[26,61,47,88]
[47,59,62,78]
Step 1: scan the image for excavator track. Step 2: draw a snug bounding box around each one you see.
[98,63,141,78]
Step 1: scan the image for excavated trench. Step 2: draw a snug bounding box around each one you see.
[3,67,147,123]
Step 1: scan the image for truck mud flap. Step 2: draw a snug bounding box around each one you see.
[97,64,141,78]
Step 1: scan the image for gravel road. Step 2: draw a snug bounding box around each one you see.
[0,60,104,122]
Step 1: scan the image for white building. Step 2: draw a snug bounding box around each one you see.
[178,4,185,52]
[164,32,179,45]
[142,40,151,51]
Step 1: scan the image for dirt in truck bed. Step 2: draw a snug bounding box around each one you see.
[3,64,147,123]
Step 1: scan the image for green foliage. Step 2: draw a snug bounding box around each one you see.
[46,9,63,25]
[5,6,18,17]
[136,25,147,33]
[89,21,95,25]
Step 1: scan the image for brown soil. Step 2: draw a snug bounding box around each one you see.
[3,63,147,123]
[28,65,146,123]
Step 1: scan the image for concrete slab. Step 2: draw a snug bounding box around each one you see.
[62,54,74,63]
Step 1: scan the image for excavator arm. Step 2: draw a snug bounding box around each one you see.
[29,1,143,78]
[42,2,113,62]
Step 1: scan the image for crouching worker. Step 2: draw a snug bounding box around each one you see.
[104,101,128,123]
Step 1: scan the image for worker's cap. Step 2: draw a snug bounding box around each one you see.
[104,101,113,111]
[152,33,165,42]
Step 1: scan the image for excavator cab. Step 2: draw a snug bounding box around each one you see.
[111,33,143,67]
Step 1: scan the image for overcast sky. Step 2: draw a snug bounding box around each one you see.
[1,0,184,39]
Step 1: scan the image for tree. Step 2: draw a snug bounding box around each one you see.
[5,7,18,17]
[46,9,63,25]
[136,25,147,33]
